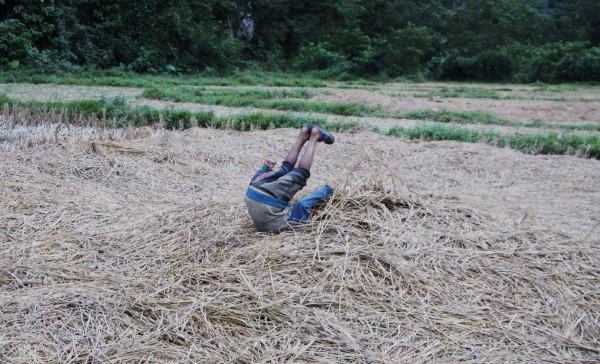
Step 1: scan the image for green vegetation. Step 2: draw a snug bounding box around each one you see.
[139,87,600,132]
[387,124,600,158]
[142,87,380,117]
[417,87,505,100]
[3,92,598,159]
[524,120,600,132]
[403,110,600,132]
[142,87,312,102]
[1,1,599,82]
[402,110,519,127]
[0,69,328,88]
[0,93,358,132]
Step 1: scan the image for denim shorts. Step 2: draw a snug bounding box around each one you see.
[250,161,310,202]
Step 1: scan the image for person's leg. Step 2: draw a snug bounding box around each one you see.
[251,126,311,186]
[289,185,334,224]
[254,126,328,203]
[284,125,311,167]
[298,127,322,171]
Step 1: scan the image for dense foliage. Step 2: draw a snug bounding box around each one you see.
[1,0,599,82]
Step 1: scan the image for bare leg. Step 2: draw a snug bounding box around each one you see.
[284,126,311,166]
[298,128,322,171]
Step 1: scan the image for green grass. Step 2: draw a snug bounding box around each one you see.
[143,87,312,102]
[141,87,600,131]
[417,87,505,99]
[403,110,600,132]
[0,92,11,105]
[387,124,600,158]
[0,69,328,88]
[524,120,600,132]
[415,85,600,102]
[142,86,380,117]
[401,110,519,127]
[0,93,358,132]
[3,92,598,159]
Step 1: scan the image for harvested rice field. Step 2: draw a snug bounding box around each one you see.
[1,79,600,363]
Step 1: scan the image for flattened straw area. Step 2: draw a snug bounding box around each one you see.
[1,126,599,363]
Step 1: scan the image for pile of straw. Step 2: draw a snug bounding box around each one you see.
[1,125,599,363]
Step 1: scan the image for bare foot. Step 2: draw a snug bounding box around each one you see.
[310,127,322,140]
[299,126,311,141]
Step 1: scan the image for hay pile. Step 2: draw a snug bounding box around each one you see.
[1,125,599,363]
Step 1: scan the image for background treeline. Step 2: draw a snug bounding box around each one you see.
[1,0,599,82]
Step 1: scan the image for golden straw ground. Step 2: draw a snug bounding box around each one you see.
[1,116,599,362]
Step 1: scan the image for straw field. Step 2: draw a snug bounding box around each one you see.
[1,107,599,362]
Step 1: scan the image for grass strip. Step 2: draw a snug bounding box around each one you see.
[143,87,380,117]
[143,87,600,132]
[0,69,327,88]
[401,110,520,127]
[403,110,600,132]
[2,92,598,159]
[0,93,357,132]
[387,124,600,158]
[143,87,312,102]
[417,87,506,100]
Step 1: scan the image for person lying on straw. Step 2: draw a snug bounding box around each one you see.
[245,124,335,232]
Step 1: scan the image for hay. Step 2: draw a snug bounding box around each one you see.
[0,105,161,152]
[1,125,599,363]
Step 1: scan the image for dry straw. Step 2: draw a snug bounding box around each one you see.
[1,112,599,363]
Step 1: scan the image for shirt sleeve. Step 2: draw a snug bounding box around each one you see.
[250,164,273,183]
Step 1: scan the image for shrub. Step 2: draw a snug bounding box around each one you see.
[555,48,600,82]
[293,43,346,71]
[130,47,166,73]
[502,42,598,83]
[380,25,434,77]
[428,54,477,80]
[0,19,32,66]
[473,50,514,81]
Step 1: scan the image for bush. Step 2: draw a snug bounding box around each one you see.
[555,48,600,82]
[429,54,477,80]
[293,43,346,71]
[130,47,166,73]
[473,50,513,81]
[380,25,434,77]
[502,42,599,83]
[0,19,32,66]
[429,51,513,81]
